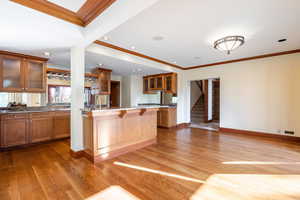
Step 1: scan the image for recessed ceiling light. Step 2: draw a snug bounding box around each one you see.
[98,63,103,67]
[173,61,177,64]
[194,56,201,59]
[131,46,136,50]
[278,39,287,43]
[44,52,50,57]
[103,36,109,41]
[153,36,164,41]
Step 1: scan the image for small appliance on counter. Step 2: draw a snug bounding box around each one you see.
[7,102,27,111]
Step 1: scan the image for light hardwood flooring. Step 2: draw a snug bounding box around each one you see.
[1,128,300,200]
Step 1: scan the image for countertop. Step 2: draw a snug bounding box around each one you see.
[0,107,70,114]
[82,105,169,113]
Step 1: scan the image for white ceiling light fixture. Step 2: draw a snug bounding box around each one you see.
[131,46,136,50]
[214,36,245,55]
[103,36,109,41]
[44,52,50,57]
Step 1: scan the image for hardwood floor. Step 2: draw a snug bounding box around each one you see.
[1,127,300,200]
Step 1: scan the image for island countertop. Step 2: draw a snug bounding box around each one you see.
[82,105,168,114]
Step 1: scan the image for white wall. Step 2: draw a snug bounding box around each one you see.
[121,75,160,107]
[178,53,300,137]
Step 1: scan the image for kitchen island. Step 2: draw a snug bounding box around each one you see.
[82,106,160,163]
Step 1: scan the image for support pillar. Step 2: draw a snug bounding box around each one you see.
[70,46,85,152]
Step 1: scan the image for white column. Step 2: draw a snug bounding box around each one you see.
[70,46,85,152]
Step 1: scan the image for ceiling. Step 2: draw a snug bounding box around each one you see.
[48,0,86,12]
[0,1,83,51]
[48,50,168,76]
[1,0,300,75]
[100,0,300,67]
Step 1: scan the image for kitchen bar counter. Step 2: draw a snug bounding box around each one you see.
[82,107,159,163]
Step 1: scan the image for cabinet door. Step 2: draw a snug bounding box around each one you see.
[1,119,27,147]
[53,112,70,139]
[156,76,164,90]
[25,60,46,92]
[30,116,53,143]
[157,110,161,126]
[164,74,177,94]
[143,78,149,93]
[99,71,111,94]
[149,77,156,89]
[0,55,25,92]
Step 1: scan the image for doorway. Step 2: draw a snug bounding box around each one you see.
[190,79,220,131]
[110,81,120,107]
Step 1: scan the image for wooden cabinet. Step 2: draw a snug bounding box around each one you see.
[0,52,47,93]
[29,112,53,143]
[0,55,25,92]
[164,73,177,94]
[143,73,177,94]
[148,75,164,90]
[93,68,112,95]
[0,110,70,148]
[53,111,70,139]
[143,77,156,94]
[1,114,28,148]
[25,60,46,92]
[157,107,177,128]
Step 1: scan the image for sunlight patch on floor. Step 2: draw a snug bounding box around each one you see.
[114,161,206,184]
[85,186,140,200]
[190,174,300,200]
[223,161,300,165]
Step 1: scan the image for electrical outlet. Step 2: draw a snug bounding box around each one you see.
[284,130,295,135]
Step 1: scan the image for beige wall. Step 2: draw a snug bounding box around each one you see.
[178,53,300,137]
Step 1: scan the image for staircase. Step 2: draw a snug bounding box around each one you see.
[191,95,205,123]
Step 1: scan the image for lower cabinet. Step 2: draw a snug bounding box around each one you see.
[53,111,70,139]
[1,115,28,148]
[0,111,70,148]
[157,107,177,128]
[29,112,54,143]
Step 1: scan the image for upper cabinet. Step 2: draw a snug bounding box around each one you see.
[164,73,177,94]
[25,60,46,92]
[148,75,164,91]
[0,51,48,93]
[92,68,112,95]
[143,73,177,95]
[0,55,24,92]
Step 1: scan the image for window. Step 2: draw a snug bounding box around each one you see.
[48,85,91,105]
[0,92,45,107]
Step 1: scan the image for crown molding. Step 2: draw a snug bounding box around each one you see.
[184,49,300,70]
[0,50,48,61]
[94,40,184,70]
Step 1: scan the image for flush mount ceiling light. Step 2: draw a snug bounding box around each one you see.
[214,36,245,55]
[44,52,50,57]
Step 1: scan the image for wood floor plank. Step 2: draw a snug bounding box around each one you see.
[1,127,300,200]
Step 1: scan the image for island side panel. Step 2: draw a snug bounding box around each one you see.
[83,108,158,162]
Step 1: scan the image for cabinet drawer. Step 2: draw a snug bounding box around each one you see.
[55,111,70,116]
[29,112,53,118]
[1,113,27,120]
